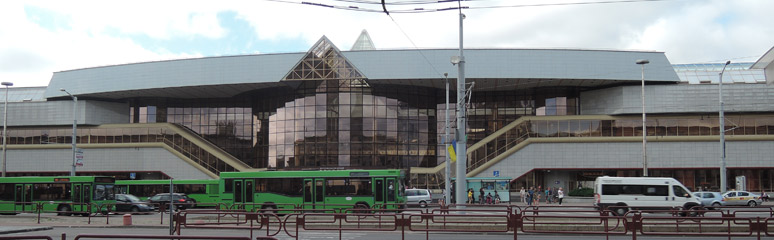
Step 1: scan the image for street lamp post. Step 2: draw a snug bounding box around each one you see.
[719,60,731,193]
[444,73,451,205]
[60,88,78,176]
[2,81,12,177]
[636,59,650,177]
[454,3,468,209]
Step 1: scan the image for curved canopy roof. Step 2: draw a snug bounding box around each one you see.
[45,37,679,100]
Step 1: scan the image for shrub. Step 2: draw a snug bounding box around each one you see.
[568,187,594,197]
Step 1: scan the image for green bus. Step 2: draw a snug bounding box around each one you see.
[220,169,406,211]
[0,176,116,216]
[115,179,220,207]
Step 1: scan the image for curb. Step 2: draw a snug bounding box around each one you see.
[0,226,53,235]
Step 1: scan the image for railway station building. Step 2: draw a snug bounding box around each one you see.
[2,33,773,193]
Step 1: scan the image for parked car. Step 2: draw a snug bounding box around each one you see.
[115,194,154,213]
[693,192,725,209]
[405,189,432,208]
[722,191,763,207]
[148,193,196,210]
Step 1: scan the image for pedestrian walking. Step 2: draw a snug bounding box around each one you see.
[520,187,526,204]
[546,187,553,204]
[557,187,565,205]
[535,186,542,206]
[527,187,534,206]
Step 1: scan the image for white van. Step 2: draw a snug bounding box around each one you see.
[593,176,701,216]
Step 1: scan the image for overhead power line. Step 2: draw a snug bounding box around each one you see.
[266,0,676,14]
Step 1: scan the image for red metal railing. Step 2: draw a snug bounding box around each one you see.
[5,203,774,239]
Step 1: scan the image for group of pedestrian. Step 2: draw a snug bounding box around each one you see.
[466,188,501,204]
[519,186,564,206]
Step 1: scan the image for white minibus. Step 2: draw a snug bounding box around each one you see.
[593,176,701,216]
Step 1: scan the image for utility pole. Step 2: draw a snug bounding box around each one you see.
[454,4,468,209]
[719,60,731,193]
[444,73,451,204]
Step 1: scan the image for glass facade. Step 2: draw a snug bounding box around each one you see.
[3,124,238,175]
[267,80,438,169]
[673,62,766,84]
[123,83,582,171]
[467,115,774,172]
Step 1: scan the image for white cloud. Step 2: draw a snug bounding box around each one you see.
[1,0,772,87]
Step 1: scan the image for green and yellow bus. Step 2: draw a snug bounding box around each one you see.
[220,169,406,211]
[0,176,116,216]
[115,179,220,207]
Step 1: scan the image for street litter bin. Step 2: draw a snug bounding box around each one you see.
[123,214,132,226]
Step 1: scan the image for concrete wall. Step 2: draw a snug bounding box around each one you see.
[4,147,212,179]
[473,140,774,186]
[1,100,128,126]
[581,83,774,115]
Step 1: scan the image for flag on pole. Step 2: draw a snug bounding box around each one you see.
[447,139,457,162]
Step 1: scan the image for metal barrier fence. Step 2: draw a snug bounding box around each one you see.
[7,203,774,239]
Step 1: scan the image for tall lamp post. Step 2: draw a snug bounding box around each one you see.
[60,88,78,176]
[2,81,12,177]
[453,2,468,209]
[636,59,650,177]
[719,60,731,193]
[444,73,451,204]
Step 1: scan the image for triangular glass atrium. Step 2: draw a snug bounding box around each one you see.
[283,36,366,81]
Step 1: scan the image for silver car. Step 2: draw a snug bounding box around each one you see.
[722,191,763,207]
[693,192,725,209]
[405,189,432,208]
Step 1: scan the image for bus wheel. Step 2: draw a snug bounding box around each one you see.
[354,203,370,214]
[57,205,72,216]
[261,204,277,215]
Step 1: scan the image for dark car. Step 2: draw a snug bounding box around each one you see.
[115,194,154,213]
[148,193,196,210]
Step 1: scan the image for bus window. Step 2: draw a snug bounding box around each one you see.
[224,179,234,193]
[304,180,312,202]
[245,180,254,202]
[387,179,395,202]
[375,179,384,202]
[315,180,324,202]
[74,185,81,203]
[93,184,115,200]
[326,178,372,196]
[234,180,243,203]
[0,183,12,201]
[83,185,91,203]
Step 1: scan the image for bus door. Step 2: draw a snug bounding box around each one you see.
[72,184,90,212]
[232,179,254,209]
[14,184,32,212]
[303,178,325,209]
[373,178,397,208]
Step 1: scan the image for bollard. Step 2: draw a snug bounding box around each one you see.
[122,214,132,226]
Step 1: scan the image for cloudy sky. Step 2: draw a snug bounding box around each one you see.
[1,0,772,87]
